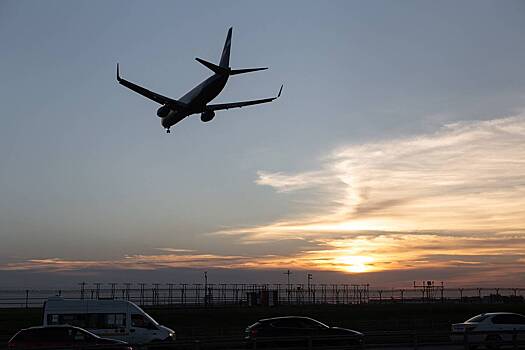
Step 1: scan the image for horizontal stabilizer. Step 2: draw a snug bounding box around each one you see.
[195,57,229,75]
[230,67,268,75]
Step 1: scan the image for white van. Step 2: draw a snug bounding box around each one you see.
[43,297,175,344]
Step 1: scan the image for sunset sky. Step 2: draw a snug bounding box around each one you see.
[1,0,525,288]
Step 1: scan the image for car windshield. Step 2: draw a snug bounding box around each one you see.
[133,306,159,325]
[466,314,490,323]
[301,318,329,329]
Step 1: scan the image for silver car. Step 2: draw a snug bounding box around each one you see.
[451,312,525,349]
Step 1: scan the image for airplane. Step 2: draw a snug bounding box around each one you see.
[117,27,282,133]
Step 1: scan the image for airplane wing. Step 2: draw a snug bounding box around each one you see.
[116,64,187,109]
[207,85,283,111]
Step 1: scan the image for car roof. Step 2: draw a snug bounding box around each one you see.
[259,316,319,323]
[483,312,524,316]
[22,325,79,330]
[19,325,101,337]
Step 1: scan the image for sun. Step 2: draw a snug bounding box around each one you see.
[336,255,374,273]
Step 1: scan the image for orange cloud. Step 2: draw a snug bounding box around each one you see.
[214,115,525,282]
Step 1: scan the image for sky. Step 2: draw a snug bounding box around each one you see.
[1,0,525,288]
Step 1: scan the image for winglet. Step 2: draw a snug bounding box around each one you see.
[116,63,121,82]
[277,84,283,98]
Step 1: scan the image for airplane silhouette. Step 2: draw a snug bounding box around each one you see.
[117,27,282,133]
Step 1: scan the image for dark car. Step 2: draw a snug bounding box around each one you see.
[8,325,133,349]
[244,316,363,349]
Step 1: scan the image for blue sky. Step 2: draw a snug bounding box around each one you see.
[1,0,525,287]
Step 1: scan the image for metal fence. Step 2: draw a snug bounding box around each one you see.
[0,283,524,308]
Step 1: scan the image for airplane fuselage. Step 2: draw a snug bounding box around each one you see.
[160,74,229,129]
[118,27,279,133]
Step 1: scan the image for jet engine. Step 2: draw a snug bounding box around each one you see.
[200,110,215,122]
[156,105,171,118]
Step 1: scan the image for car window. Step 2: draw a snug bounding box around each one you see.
[42,327,69,341]
[132,314,157,329]
[298,318,328,329]
[492,315,512,324]
[466,314,490,323]
[48,313,126,329]
[507,315,525,324]
[12,330,33,342]
[69,328,95,342]
[492,314,525,325]
[271,319,303,328]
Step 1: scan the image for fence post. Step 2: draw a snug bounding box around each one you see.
[25,290,29,308]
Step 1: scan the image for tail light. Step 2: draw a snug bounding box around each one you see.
[250,329,258,337]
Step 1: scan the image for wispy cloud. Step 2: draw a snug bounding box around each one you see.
[214,115,525,282]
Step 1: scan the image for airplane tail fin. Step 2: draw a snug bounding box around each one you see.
[199,27,269,76]
[219,27,232,68]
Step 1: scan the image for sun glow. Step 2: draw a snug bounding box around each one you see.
[335,255,374,273]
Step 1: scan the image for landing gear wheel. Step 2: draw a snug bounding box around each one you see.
[166,128,171,134]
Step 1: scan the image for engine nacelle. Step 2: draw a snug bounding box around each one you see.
[156,105,171,118]
[200,110,215,122]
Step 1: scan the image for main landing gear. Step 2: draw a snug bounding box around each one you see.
[166,128,171,134]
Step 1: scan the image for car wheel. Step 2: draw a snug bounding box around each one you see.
[485,334,502,350]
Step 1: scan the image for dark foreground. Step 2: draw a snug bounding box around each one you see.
[2,302,525,349]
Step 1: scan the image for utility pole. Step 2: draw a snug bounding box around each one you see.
[167,283,174,305]
[307,273,313,303]
[204,271,208,307]
[94,283,101,299]
[284,270,292,304]
[79,282,86,300]
[139,283,146,305]
[110,283,116,299]
[124,283,131,300]
[153,283,160,305]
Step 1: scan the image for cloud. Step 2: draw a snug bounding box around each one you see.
[3,115,525,287]
[255,170,333,193]
[0,250,255,272]
[214,115,525,284]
